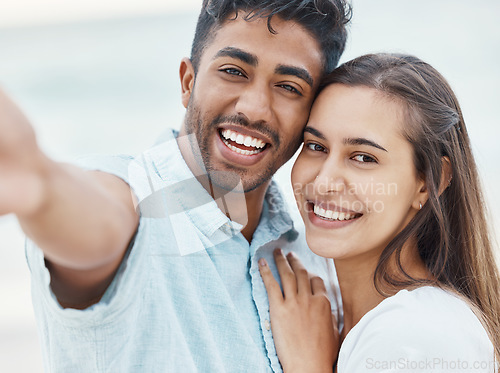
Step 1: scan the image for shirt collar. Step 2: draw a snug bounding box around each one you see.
[149,129,297,242]
[251,181,298,250]
[148,129,232,237]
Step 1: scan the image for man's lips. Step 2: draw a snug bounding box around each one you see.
[215,127,271,166]
[219,129,267,153]
[217,126,271,156]
[218,124,272,146]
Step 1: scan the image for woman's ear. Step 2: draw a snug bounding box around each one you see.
[412,156,452,211]
[180,57,195,108]
[412,176,428,211]
[438,156,452,196]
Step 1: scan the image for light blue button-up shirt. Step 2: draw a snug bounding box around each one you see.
[26,130,338,373]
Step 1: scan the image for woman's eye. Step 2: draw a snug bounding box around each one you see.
[306,143,325,152]
[352,154,377,163]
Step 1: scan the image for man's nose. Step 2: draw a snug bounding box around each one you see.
[234,82,273,124]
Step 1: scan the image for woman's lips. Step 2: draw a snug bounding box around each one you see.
[306,201,363,229]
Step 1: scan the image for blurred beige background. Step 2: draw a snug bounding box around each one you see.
[0,1,499,372]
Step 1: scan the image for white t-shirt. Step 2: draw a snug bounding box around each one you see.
[337,286,497,372]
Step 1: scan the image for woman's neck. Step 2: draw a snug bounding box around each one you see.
[335,251,384,341]
[335,240,433,341]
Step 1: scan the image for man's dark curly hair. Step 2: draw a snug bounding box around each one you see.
[190,0,352,76]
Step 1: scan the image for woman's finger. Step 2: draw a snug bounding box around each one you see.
[259,258,284,308]
[286,252,312,296]
[274,248,297,296]
[310,275,327,296]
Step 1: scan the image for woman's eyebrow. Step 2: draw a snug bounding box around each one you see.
[304,126,326,140]
[304,127,388,152]
[343,137,388,152]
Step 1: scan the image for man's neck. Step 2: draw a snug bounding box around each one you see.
[176,132,270,243]
[238,182,269,242]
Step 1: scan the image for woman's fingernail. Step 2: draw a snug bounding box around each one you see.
[275,248,283,255]
[259,258,267,267]
[287,251,294,258]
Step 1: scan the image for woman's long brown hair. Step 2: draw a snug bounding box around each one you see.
[324,53,500,365]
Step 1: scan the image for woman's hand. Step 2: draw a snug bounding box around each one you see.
[259,249,339,373]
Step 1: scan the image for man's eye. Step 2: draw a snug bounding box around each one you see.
[306,143,325,152]
[221,68,245,77]
[352,154,377,163]
[278,84,301,96]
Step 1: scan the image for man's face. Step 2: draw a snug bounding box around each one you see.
[180,14,323,192]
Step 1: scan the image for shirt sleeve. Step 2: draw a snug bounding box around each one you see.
[25,153,150,327]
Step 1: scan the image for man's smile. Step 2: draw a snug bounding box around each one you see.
[218,128,269,156]
[215,126,272,167]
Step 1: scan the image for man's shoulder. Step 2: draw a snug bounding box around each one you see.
[76,153,134,175]
[264,182,309,251]
[74,128,181,181]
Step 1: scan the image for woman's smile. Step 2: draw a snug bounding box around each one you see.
[305,201,363,229]
[291,83,424,260]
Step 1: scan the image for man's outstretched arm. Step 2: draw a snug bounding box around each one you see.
[0,89,139,308]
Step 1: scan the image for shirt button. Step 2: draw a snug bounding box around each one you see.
[222,222,234,235]
[264,319,271,331]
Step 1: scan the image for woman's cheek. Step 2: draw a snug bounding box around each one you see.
[291,157,311,191]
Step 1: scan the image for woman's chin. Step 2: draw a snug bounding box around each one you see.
[305,235,348,260]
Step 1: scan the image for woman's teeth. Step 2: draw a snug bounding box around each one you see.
[221,129,267,150]
[313,204,358,221]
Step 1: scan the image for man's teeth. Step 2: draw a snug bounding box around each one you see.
[313,205,358,221]
[221,129,266,149]
[222,138,262,155]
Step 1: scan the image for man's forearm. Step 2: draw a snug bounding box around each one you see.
[1,89,138,304]
[18,157,138,271]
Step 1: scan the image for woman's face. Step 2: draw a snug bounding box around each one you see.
[291,84,426,262]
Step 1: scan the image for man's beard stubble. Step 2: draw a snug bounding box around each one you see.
[183,103,294,193]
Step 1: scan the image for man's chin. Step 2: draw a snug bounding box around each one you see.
[206,166,272,194]
[205,169,243,192]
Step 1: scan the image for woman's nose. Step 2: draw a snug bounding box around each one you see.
[313,167,346,195]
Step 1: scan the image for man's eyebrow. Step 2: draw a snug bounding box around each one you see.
[275,65,314,88]
[304,126,326,140]
[213,47,258,67]
[343,137,388,152]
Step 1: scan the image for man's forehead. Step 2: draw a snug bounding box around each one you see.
[214,13,310,40]
[202,15,323,74]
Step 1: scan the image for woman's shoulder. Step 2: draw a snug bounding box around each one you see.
[369,286,486,331]
[338,286,495,372]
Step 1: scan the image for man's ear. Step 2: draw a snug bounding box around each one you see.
[180,57,195,108]
[438,156,452,196]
